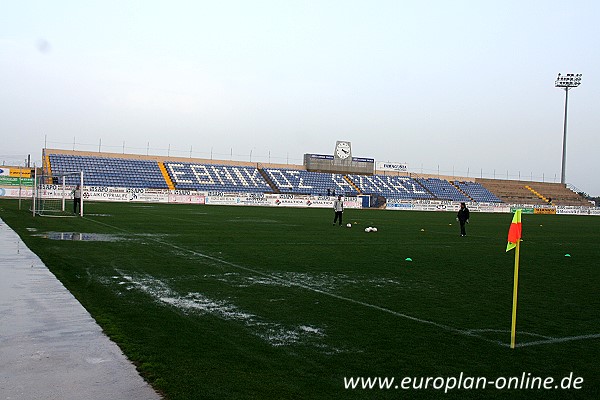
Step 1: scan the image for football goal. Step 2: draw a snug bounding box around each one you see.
[32,170,84,217]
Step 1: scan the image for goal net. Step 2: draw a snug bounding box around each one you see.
[32,170,84,217]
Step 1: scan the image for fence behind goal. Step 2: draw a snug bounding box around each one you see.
[32,170,84,217]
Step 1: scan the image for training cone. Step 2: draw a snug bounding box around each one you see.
[405,258,412,262]
[565,254,571,257]
[420,229,425,232]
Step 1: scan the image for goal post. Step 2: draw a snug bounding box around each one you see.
[32,169,84,217]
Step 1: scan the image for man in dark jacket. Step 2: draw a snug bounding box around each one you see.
[457,202,470,237]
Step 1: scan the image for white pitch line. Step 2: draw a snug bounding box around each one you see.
[516,333,600,348]
[85,216,600,349]
[467,329,554,340]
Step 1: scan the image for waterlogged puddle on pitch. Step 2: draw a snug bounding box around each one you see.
[35,232,173,242]
[36,232,125,242]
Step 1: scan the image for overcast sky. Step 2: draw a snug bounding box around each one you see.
[2,1,599,195]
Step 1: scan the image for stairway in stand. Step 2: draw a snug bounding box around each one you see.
[343,176,361,195]
[257,165,280,193]
[525,185,550,203]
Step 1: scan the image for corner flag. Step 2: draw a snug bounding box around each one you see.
[506,209,522,252]
[506,209,523,349]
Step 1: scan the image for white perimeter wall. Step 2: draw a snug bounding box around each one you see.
[2,184,599,215]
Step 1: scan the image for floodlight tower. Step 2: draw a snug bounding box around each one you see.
[555,73,582,184]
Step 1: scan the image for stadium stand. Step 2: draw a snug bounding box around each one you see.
[42,149,595,206]
[164,162,271,193]
[262,168,357,196]
[453,181,502,203]
[475,178,589,206]
[527,182,591,206]
[48,154,168,188]
[346,174,434,199]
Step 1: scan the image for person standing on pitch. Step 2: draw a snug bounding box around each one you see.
[456,202,470,236]
[333,195,344,226]
[73,184,81,214]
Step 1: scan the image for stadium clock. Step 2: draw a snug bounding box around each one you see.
[335,141,351,160]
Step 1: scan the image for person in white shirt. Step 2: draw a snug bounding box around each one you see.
[333,195,344,226]
[73,185,81,214]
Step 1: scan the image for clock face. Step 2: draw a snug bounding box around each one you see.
[335,142,351,159]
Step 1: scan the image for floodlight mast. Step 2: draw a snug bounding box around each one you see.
[555,73,582,184]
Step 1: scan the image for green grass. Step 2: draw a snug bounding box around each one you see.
[1,199,599,399]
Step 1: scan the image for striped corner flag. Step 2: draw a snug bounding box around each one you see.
[506,209,522,252]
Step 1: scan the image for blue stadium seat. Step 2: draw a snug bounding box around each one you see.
[453,181,502,203]
[48,154,169,188]
[347,174,434,200]
[415,178,470,202]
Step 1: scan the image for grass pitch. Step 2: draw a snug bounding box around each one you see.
[1,199,599,399]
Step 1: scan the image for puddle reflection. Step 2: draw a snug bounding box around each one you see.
[38,232,123,242]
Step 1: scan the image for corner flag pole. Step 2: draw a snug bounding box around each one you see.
[506,208,522,349]
[510,239,521,349]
